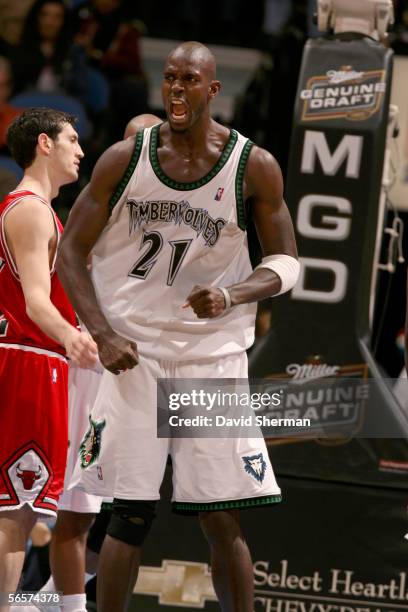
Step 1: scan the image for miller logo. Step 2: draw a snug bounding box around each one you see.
[300,65,386,122]
[243,453,267,483]
[286,361,340,384]
[265,357,369,446]
[79,417,106,469]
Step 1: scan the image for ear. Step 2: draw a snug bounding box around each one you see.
[208,80,221,100]
[37,133,52,155]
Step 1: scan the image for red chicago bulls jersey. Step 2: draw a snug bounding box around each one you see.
[0,190,75,355]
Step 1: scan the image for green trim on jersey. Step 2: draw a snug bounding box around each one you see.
[235,139,254,231]
[172,494,282,514]
[108,130,144,214]
[149,124,238,191]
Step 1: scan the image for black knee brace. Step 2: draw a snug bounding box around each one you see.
[107,499,157,546]
[87,507,112,554]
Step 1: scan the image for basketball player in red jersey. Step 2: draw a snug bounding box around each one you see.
[0,107,97,607]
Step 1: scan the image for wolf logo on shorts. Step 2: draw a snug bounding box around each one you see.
[242,453,267,484]
[79,417,106,469]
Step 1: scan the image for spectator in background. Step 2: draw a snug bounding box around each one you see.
[12,0,110,160]
[0,57,21,151]
[13,0,75,94]
[73,0,149,141]
[0,54,22,199]
[0,0,34,61]
[12,0,106,113]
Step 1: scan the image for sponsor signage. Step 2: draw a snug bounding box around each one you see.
[132,473,408,610]
[248,35,408,487]
[134,557,408,609]
[300,66,386,122]
[134,560,216,607]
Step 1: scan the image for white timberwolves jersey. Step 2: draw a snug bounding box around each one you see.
[91,125,257,361]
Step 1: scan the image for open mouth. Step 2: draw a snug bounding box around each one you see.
[170,100,188,122]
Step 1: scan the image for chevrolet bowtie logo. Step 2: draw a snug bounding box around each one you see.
[133,560,217,607]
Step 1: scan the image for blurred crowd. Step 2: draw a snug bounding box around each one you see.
[0,0,408,211]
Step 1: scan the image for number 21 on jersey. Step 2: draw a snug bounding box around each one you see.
[129,231,192,286]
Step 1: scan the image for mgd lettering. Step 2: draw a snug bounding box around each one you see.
[292,131,363,304]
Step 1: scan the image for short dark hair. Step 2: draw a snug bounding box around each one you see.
[7,107,77,169]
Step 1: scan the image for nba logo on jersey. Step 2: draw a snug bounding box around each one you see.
[214,187,224,201]
[52,368,58,383]
[97,466,103,480]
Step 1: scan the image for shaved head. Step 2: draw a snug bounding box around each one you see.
[166,41,216,80]
[124,113,161,139]
[162,41,221,131]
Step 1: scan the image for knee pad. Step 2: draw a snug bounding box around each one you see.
[107,499,157,546]
[87,507,112,554]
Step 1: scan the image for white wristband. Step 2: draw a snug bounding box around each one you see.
[218,287,232,309]
[255,254,300,295]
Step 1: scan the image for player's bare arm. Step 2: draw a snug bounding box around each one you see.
[4,198,97,367]
[57,139,139,373]
[186,145,298,318]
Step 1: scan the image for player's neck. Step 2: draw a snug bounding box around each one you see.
[166,117,221,155]
[18,164,60,203]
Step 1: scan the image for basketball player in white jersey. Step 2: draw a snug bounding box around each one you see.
[57,42,299,612]
[37,114,163,612]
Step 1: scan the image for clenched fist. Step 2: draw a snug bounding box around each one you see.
[183,285,228,319]
[95,331,139,374]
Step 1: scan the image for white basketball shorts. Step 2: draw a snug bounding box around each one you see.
[59,363,104,514]
[69,353,282,513]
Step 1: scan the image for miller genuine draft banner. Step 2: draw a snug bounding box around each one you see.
[248,35,408,487]
[252,35,393,371]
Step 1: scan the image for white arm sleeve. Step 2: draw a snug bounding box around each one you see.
[255,254,300,295]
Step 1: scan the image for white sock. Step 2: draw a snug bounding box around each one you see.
[62,594,87,612]
[85,571,95,585]
[40,575,56,592]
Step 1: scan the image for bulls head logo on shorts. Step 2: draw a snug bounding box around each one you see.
[79,417,106,469]
[242,453,267,484]
[1,447,51,512]
[16,463,42,490]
